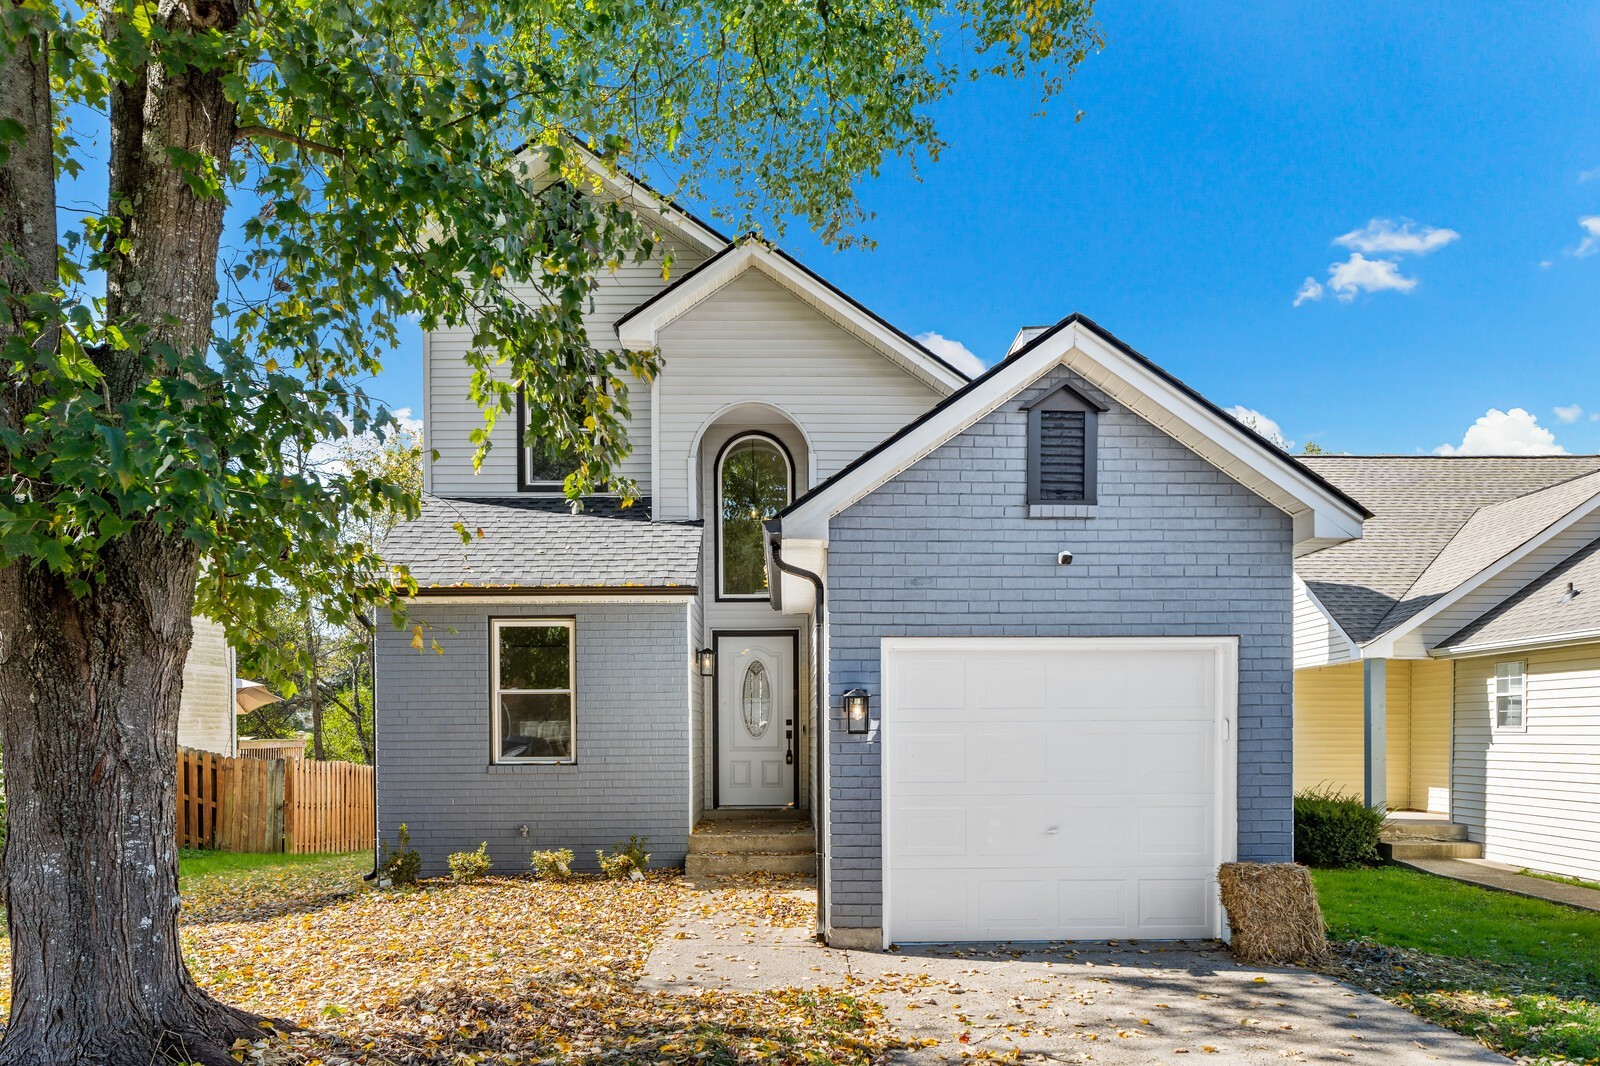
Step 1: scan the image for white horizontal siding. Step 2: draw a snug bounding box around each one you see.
[653,270,943,520]
[1452,642,1600,881]
[1293,577,1355,669]
[178,616,235,756]
[426,232,707,498]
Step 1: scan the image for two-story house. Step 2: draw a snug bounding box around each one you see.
[375,149,1368,948]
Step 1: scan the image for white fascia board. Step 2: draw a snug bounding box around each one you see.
[1432,628,1600,659]
[782,321,1365,546]
[514,142,727,257]
[615,244,968,394]
[1362,490,1600,659]
[1294,575,1361,664]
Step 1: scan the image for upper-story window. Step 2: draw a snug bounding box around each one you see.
[717,433,793,599]
[517,387,573,494]
[1025,383,1107,506]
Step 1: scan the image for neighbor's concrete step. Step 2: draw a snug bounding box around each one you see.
[1382,821,1470,842]
[685,851,817,878]
[1381,839,1484,860]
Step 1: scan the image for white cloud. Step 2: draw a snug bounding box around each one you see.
[1334,218,1460,256]
[1292,277,1324,307]
[1326,253,1418,301]
[1434,408,1568,456]
[1581,165,1600,183]
[1225,406,1291,450]
[914,331,986,377]
[1555,404,1585,424]
[1575,216,1600,258]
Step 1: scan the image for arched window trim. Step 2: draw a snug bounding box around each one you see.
[714,431,796,601]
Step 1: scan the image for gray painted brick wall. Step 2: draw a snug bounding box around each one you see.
[824,366,1295,930]
[376,601,691,874]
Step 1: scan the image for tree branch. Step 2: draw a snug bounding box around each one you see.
[234,125,345,159]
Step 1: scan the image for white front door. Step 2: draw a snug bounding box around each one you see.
[883,637,1237,944]
[716,632,796,807]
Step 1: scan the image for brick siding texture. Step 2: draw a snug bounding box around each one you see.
[824,366,1295,929]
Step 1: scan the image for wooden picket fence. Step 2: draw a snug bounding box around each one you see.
[177,746,373,854]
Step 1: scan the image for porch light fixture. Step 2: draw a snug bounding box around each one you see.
[695,647,716,676]
[844,689,871,734]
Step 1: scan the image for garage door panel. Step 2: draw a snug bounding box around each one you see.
[895,805,967,857]
[892,732,967,784]
[886,640,1231,944]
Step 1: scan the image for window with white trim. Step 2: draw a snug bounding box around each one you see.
[492,619,575,762]
[1494,660,1525,732]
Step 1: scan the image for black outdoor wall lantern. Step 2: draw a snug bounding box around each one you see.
[695,648,715,676]
[844,689,871,734]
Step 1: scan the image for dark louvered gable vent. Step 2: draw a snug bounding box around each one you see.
[1038,410,1088,501]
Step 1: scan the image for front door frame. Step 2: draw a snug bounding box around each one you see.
[712,628,801,809]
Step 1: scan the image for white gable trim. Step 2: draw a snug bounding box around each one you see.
[1363,489,1600,658]
[779,318,1368,547]
[614,242,968,394]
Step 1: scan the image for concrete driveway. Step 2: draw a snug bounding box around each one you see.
[642,880,1507,1064]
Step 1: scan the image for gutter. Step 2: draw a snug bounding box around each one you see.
[769,540,827,940]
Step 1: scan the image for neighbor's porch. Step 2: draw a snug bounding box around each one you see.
[1293,658,1453,813]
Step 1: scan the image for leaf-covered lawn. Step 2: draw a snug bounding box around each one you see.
[1314,865,1600,1064]
[0,854,893,1065]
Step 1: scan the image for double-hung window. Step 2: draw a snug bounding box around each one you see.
[1494,660,1526,732]
[492,619,576,762]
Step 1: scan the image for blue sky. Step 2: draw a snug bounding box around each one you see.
[375,2,1600,456]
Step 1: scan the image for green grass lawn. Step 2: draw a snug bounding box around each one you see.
[1313,865,1600,1063]
[178,849,371,923]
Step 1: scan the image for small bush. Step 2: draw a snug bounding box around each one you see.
[597,837,650,880]
[448,842,492,883]
[596,850,638,880]
[531,848,575,879]
[379,823,423,886]
[1294,786,1384,868]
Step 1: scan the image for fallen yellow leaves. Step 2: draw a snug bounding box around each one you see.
[0,859,899,1065]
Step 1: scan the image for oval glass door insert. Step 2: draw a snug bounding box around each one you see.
[741,660,772,738]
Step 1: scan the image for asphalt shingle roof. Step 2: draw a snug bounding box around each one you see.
[1440,537,1600,651]
[1296,456,1600,643]
[384,494,701,591]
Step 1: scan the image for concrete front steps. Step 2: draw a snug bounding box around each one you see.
[685,808,816,879]
[1380,814,1483,860]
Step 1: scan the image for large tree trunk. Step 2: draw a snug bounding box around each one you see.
[0,536,260,1065]
[0,0,262,1059]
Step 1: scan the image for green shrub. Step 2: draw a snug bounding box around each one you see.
[530,848,575,879]
[447,842,492,883]
[379,823,423,886]
[1294,786,1384,868]
[596,851,638,880]
[615,834,650,870]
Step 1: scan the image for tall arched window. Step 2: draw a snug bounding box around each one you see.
[717,433,793,599]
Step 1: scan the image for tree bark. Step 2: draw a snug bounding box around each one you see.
[0,0,266,1059]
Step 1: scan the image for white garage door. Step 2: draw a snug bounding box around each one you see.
[883,637,1237,944]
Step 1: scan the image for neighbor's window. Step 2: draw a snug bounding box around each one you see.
[1026,384,1105,505]
[1494,660,1526,732]
[492,619,575,762]
[718,434,792,598]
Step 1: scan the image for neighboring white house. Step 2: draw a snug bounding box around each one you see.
[178,616,238,756]
[1293,455,1600,882]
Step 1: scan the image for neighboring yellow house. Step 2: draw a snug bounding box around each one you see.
[177,615,238,756]
[1293,456,1600,881]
